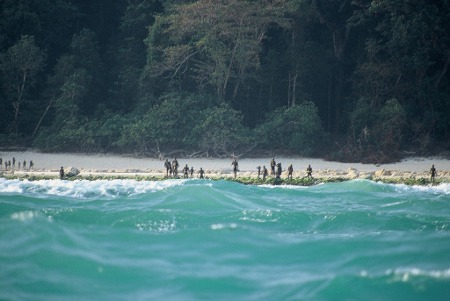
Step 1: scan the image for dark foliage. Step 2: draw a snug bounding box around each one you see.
[1,0,449,161]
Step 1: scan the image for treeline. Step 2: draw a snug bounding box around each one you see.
[0,0,449,162]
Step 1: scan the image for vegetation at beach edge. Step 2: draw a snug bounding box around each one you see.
[1,1,450,164]
[1,173,446,187]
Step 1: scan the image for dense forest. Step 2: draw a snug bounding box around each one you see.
[1,0,449,162]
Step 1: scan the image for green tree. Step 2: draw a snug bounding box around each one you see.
[256,101,325,156]
[110,0,163,112]
[192,104,254,157]
[145,0,292,102]
[0,35,46,136]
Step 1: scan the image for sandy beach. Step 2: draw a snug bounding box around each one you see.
[1,150,449,181]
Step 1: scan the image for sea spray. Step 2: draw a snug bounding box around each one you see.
[1,179,449,300]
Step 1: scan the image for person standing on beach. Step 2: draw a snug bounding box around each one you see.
[12,157,15,169]
[232,158,238,178]
[257,166,261,179]
[164,159,171,177]
[270,158,276,175]
[183,164,189,178]
[306,165,313,178]
[59,167,65,180]
[29,160,34,170]
[0,158,2,170]
[287,164,293,180]
[23,160,26,170]
[172,158,179,177]
[430,165,437,182]
[190,166,194,177]
[198,168,205,179]
[276,163,282,179]
[262,166,268,180]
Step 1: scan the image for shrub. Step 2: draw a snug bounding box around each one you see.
[256,101,325,156]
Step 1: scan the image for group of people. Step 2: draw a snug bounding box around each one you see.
[162,157,313,181]
[255,158,313,180]
[0,157,34,171]
[1,155,440,183]
[164,158,205,179]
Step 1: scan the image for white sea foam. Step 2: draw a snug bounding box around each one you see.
[211,223,238,230]
[258,184,309,190]
[0,178,188,199]
[393,182,450,194]
[11,210,37,221]
[387,267,450,281]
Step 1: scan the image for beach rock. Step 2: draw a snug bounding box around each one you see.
[65,167,80,177]
[362,172,374,180]
[375,169,391,177]
[347,168,359,179]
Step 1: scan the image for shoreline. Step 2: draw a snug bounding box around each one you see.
[1,150,449,185]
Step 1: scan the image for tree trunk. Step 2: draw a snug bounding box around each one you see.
[32,97,54,137]
[435,50,450,89]
[292,72,297,107]
[14,71,28,135]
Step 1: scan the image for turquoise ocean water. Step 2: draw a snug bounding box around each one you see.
[0,178,449,300]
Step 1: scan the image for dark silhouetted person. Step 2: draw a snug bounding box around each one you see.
[306,165,313,178]
[183,164,189,178]
[164,159,171,177]
[232,158,238,178]
[23,160,26,170]
[257,166,261,179]
[287,164,293,180]
[0,158,2,170]
[59,167,65,179]
[198,167,205,179]
[172,158,179,177]
[276,163,282,179]
[190,166,194,177]
[12,157,15,168]
[262,166,268,180]
[29,160,34,170]
[430,165,437,183]
[270,158,276,175]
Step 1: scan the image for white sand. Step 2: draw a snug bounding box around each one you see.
[1,150,449,179]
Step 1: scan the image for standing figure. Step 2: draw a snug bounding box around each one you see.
[257,166,261,179]
[190,166,194,177]
[183,164,189,178]
[12,157,16,168]
[29,160,34,170]
[430,165,437,183]
[18,162,21,170]
[262,166,268,180]
[306,165,313,178]
[287,164,293,180]
[198,167,205,179]
[270,158,276,175]
[172,158,179,177]
[276,163,282,179]
[59,166,65,180]
[231,158,239,178]
[0,158,2,170]
[164,159,172,177]
[23,160,27,170]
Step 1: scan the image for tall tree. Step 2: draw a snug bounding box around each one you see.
[0,35,46,136]
[145,0,292,103]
